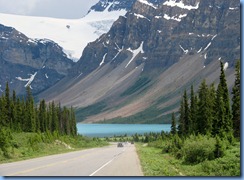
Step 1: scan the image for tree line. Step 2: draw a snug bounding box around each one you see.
[171,60,240,139]
[0,85,77,136]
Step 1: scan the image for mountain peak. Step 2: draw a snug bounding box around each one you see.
[88,0,136,13]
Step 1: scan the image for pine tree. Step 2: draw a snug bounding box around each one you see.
[213,61,232,137]
[25,86,36,132]
[170,112,177,135]
[177,97,185,136]
[70,107,77,136]
[35,106,40,132]
[5,82,11,128]
[183,90,190,135]
[189,85,197,134]
[197,79,212,135]
[57,103,64,135]
[51,101,59,133]
[15,98,23,132]
[0,95,8,127]
[63,107,70,135]
[232,60,240,138]
[39,99,47,132]
[208,83,216,134]
[219,62,232,133]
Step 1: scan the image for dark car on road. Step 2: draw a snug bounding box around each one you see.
[117,142,123,147]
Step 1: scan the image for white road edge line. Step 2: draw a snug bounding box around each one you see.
[89,159,114,176]
[89,148,126,176]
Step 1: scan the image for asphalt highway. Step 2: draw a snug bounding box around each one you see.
[0,143,143,176]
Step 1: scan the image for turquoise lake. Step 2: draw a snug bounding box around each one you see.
[77,124,171,137]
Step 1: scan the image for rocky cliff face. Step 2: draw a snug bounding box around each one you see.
[39,0,240,123]
[0,24,74,95]
[73,0,239,77]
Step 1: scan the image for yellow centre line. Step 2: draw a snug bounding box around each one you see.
[7,145,117,176]
[8,155,85,176]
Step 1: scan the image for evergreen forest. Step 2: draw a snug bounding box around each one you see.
[0,85,78,158]
[135,60,240,176]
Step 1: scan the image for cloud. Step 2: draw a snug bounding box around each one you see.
[0,0,40,15]
[0,0,99,18]
[31,0,99,18]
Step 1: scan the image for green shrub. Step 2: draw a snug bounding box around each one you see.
[0,127,12,157]
[160,135,182,152]
[181,135,216,164]
[28,133,42,151]
[201,152,240,176]
[214,136,226,158]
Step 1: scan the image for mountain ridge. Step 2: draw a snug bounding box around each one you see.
[38,0,240,123]
[0,0,133,61]
[0,0,134,95]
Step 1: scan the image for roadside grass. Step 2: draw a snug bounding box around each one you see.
[136,141,240,176]
[0,132,108,164]
[136,143,180,176]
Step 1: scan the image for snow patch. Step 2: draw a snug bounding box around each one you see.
[1,37,8,40]
[134,13,150,21]
[224,62,228,70]
[99,53,107,66]
[211,34,217,41]
[204,53,207,59]
[138,0,157,9]
[16,72,37,88]
[179,45,188,54]
[197,47,202,53]
[112,43,123,61]
[164,13,187,22]
[163,0,199,10]
[155,16,162,19]
[204,42,212,51]
[229,7,239,10]
[125,42,144,68]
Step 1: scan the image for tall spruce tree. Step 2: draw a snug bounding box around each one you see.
[0,95,8,127]
[170,112,177,135]
[15,98,23,132]
[25,86,36,132]
[189,85,197,134]
[39,99,47,132]
[183,90,190,135]
[213,61,232,137]
[197,79,212,135]
[178,97,185,136]
[232,60,240,138]
[70,107,77,136]
[51,101,59,133]
[5,82,11,128]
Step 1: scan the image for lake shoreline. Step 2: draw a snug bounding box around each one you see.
[77,124,171,138]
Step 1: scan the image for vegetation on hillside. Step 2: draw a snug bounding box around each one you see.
[0,85,77,136]
[136,60,241,176]
[0,85,107,162]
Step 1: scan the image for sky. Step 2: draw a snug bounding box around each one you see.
[0,0,99,19]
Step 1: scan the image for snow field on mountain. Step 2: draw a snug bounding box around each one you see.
[0,3,126,61]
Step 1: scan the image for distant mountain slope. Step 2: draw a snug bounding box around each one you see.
[0,0,136,95]
[39,0,240,124]
[0,0,134,61]
[0,24,74,95]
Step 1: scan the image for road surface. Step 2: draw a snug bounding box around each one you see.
[0,143,143,176]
